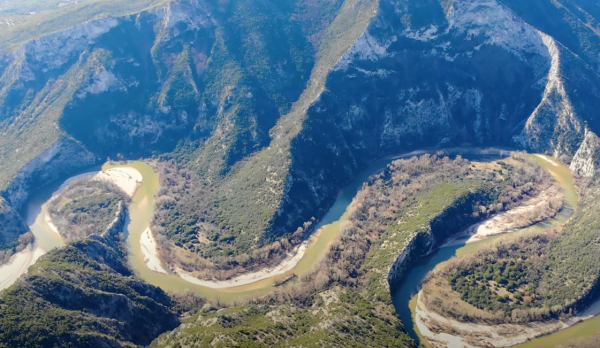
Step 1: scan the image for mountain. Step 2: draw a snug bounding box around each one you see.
[2,0,599,272]
[0,206,179,347]
[1,0,600,346]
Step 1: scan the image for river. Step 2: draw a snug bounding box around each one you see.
[19,147,492,300]
[16,148,599,347]
[391,154,581,348]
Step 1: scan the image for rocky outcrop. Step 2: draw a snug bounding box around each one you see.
[0,197,31,265]
[149,0,600,265]
[570,128,600,177]
[275,0,558,244]
[388,232,436,287]
[515,34,588,161]
[387,189,497,287]
[17,17,118,72]
[2,136,96,211]
[99,201,127,239]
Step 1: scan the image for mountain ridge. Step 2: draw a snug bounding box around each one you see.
[1,0,600,277]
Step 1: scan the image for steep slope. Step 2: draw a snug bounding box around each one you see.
[498,0,600,72]
[0,0,345,263]
[151,0,378,277]
[0,0,168,54]
[0,208,179,348]
[0,0,333,193]
[0,197,31,265]
[173,0,600,274]
[1,0,600,276]
[415,170,600,347]
[274,0,600,249]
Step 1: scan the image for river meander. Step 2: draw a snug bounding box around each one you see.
[391,154,582,348]
[19,148,599,347]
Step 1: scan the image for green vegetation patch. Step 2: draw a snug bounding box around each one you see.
[48,179,130,242]
[0,227,178,347]
[447,234,552,320]
[153,154,543,347]
[436,179,600,324]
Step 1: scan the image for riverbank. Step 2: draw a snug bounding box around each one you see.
[465,184,562,244]
[408,154,600,348]
[0,166,142,292]
[414,291,569,348]
[15,148,530,303]
[415,287,600,348]
[0,243,44,291]
[174,241,309,289]
[140,228,168,274]
[95,167,143,198]
[394,153,581,347]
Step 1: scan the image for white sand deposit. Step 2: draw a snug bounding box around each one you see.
[3,166,144,292]
[0,244,45,291]
[175,242,309,289]
[94,167,143,198]
[535,154,560,167]
[416,289,600,348]
[43,167,142,239]
[414,291,568,348]
[466,185,562,243]
[44,213,61,236]
[140,227,168,274]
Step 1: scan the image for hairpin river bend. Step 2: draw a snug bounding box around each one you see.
[16,147,599,347]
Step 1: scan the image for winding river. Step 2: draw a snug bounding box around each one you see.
[391,154,581,348]
[14,147,600,347]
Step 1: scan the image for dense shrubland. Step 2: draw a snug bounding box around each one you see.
[47,179,130,241]
[153,153,551,347]
[151,152,554,281]
[0,227,179,347]
[434,234,558,323]
[151,157,314,280]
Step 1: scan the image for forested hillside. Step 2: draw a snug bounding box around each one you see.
[0,214,179,347]
[1,1,600,346]
[152,154,551,347]
[1,0,600,276]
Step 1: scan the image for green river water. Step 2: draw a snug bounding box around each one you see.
[392,154,586,348]
[22,150,599,347]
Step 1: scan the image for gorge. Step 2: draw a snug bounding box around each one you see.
[1,0,600,347]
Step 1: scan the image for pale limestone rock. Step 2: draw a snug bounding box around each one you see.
[570,129,600,177]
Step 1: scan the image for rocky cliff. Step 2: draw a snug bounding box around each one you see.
[1,0,600,269]
[0,197,31,265]
[570,127,600,177]
[277,0,600,243]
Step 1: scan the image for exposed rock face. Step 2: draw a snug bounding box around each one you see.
[273,0,600,238]
[1,0,600,265]
[2,137,96,211]
[388,232,436,287]
[387,189,496,287]
[21,17,119,72]
[0,197,31,265]
[570,128,600,177]
[99,201,127,238]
